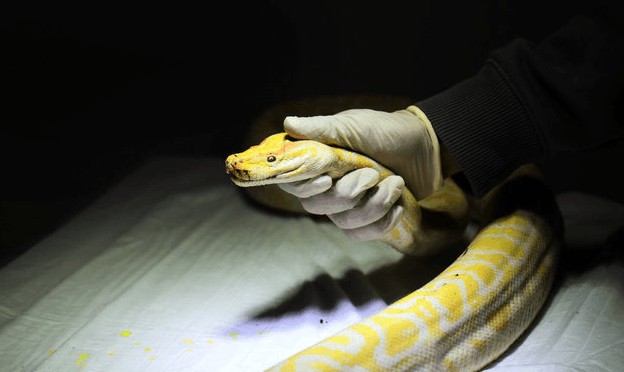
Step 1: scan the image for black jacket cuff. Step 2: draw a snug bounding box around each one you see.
[417,59,544,197]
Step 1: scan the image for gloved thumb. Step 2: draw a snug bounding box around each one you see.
[283,113,362,150]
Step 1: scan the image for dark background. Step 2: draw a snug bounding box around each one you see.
[2,1,622,265]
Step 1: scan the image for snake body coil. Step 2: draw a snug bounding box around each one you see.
[226,133,560,371]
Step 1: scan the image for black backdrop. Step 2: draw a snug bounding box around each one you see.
[2,1,620,263]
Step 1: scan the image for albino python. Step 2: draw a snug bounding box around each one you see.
[225,132,562,371]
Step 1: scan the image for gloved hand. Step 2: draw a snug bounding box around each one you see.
[278,106,444,242]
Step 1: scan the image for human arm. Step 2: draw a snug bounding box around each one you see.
[279,8,624,242]
[419,10,624,196]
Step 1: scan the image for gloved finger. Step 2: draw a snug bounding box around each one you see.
[278,175,333,198]
[299,168,380,215]
[342,205,404,242]
[327,175,404,229]
[283,113,360,150]
[283,115,334,141]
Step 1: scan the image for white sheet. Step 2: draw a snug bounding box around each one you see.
[0,157,622,371]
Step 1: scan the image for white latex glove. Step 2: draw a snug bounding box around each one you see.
[278,106,443,242]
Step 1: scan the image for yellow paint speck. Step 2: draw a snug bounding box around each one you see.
[149,357,155,361]
[182,338,193,344]
[47,349,57,356]
[144,347,151,352]
[107,351,116,357]
[207,339,215,344]
[120,330,132,337]
[134,341,141,346]
[230,332,239,340]
[75,353,89,369]
[187,349,193,353]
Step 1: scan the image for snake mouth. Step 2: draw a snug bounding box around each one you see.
[229,171,301,187]
[229,175,276,187]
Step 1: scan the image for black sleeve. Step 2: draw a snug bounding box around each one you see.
[417,10,624,197]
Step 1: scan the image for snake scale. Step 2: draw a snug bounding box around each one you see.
[225,130,562,371]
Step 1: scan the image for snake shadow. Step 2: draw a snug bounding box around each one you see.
[245,243,467,328]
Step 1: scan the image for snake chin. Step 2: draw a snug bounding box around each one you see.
[229,169,303,187]
[229,176,275,187]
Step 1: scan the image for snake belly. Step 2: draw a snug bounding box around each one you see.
[225,133,560,371]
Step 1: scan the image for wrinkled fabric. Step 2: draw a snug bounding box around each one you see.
[0,157,622,371]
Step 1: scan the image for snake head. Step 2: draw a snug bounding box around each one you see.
[225,132,337,187]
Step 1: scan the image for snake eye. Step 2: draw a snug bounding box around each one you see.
[267,155,276,163]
